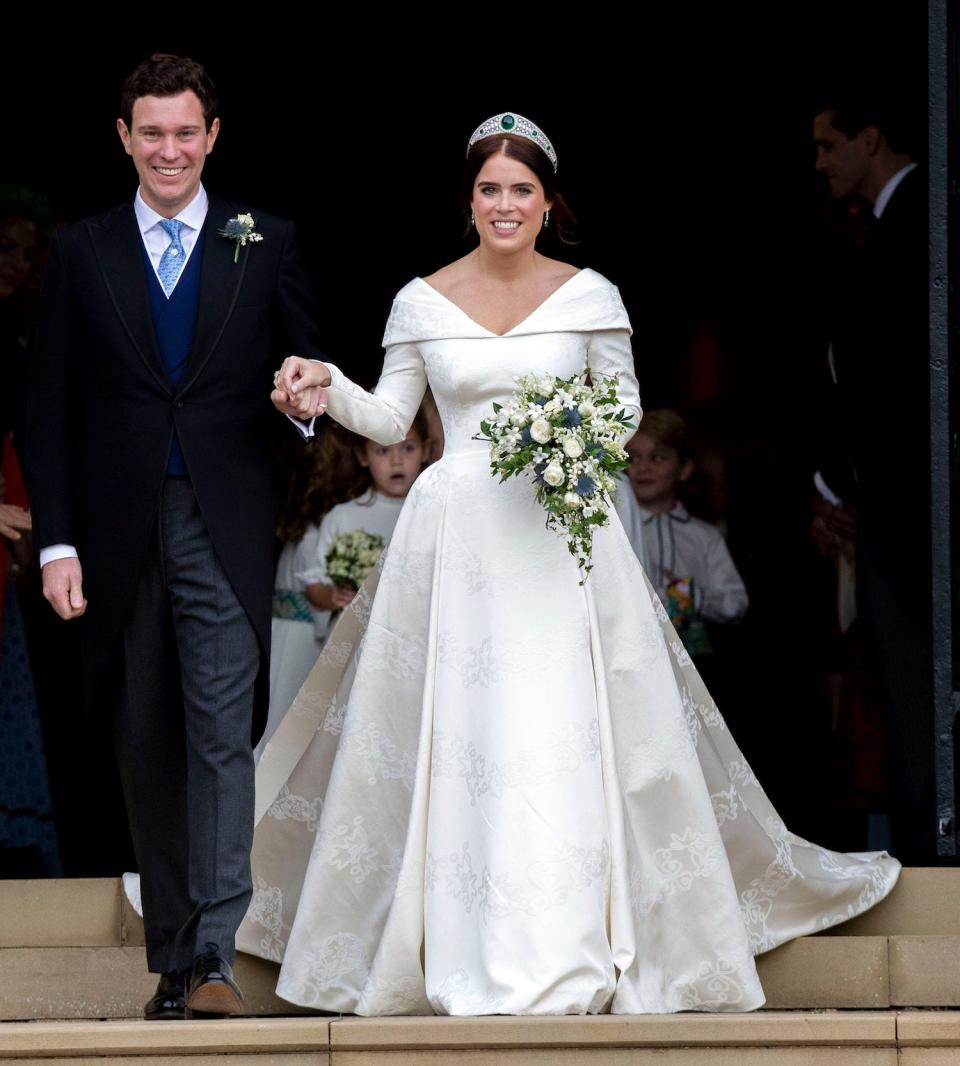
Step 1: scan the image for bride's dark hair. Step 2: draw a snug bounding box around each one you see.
[462,133,578,244]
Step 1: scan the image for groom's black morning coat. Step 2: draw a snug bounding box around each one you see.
[26,195,325,727]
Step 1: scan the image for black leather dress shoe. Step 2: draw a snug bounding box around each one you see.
[185,942,244,1017]
[144,970,187,1020]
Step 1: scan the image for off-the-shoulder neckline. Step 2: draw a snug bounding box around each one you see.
[414,268,591,337]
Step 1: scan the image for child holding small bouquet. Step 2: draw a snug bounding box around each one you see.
[615,409,748,656]
[301,413,430,621]
[258,412,430,759]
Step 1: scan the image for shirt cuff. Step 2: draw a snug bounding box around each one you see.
[286,413,316,439]
[40,544,79,567]
[814,470,844,507]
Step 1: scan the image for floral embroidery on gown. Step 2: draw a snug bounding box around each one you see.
[237,268,899,1016]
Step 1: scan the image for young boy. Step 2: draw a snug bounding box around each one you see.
[616,410,748,653]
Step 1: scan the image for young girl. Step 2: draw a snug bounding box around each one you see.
[615,409,748,655]
[258,413,430,759]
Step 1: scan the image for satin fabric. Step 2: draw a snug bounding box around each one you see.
[237,269,899,1015]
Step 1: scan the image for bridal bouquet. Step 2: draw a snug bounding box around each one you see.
[325,530,386,590]
[478,369,635,581]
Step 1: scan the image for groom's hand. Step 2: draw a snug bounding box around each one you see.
[273,357,332,420]
[42,557,87,620]
[272,384,329,420]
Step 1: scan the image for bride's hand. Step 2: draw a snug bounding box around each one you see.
[272,356,331,419]
[278,356,332,393]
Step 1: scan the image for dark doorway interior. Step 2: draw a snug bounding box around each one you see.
[1,14,932,872]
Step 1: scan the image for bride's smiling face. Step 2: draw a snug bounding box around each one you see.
[472,151,552,253]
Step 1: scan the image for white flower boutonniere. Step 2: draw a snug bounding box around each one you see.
[219,213,263,263]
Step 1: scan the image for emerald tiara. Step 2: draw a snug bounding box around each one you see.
[467,113,558,172]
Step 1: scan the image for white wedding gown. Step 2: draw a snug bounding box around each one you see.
[237,268,899,1016]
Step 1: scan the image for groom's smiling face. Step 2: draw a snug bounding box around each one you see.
[117,91,219,218]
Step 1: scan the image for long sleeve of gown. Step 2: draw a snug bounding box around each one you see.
[586,328,642,443]
[323,343,427,446]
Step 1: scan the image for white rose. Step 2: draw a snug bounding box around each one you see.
[578,401,596,419]
[537,376,555,395]
[542,463,565,487]
[544,398,562,415]
[562,436,584,458]
[530,418,553,444]
[564,492,582,509]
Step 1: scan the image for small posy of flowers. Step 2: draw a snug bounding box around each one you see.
[325,530,385,591]
[219,213,263,262]
[477,368,635,582]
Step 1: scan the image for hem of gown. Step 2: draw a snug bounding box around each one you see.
[239,462,901,1021]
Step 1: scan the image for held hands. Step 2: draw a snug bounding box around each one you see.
[272,356,332,421]
[42,557,87,620]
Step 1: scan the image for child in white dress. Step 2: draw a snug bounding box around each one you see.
[258,415,430,758]
[615,409,748,656]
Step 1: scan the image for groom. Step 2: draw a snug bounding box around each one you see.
[26,54,327,1018]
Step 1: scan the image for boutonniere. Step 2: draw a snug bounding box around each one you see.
[219,213,263,263]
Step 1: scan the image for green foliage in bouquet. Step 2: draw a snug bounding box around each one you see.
[478,368,635,581]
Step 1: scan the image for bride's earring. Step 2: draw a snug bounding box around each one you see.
[470,209,475,227]
[543,210,550,229]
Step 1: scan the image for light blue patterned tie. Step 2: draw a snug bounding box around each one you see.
[157,218,186,297]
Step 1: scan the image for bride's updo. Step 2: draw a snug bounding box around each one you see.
[462,133,578,244]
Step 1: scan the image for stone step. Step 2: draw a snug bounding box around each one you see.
[3,869,954,946]
[3,936,959,1021]
[0,1017,329,1064]
[0,947,312,1022]
[3,869,958,950]
[1,873,959,1022]
[4,1012,954,1064]
[817,867,960,936]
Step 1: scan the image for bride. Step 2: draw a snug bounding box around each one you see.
[240,112,900,1016]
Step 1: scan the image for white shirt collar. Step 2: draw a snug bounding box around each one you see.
[640,501,690,524]
[134,184,209,235]
[873,163,918,220]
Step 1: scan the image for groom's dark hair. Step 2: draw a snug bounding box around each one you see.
[120,54,219,131]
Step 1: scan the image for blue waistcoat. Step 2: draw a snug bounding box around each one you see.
[142,227,206,477]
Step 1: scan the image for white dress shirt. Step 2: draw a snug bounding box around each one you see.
[134,184,208,291]
[873,162,918,220]
[40,187,209,568]
[615,495,749,625]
